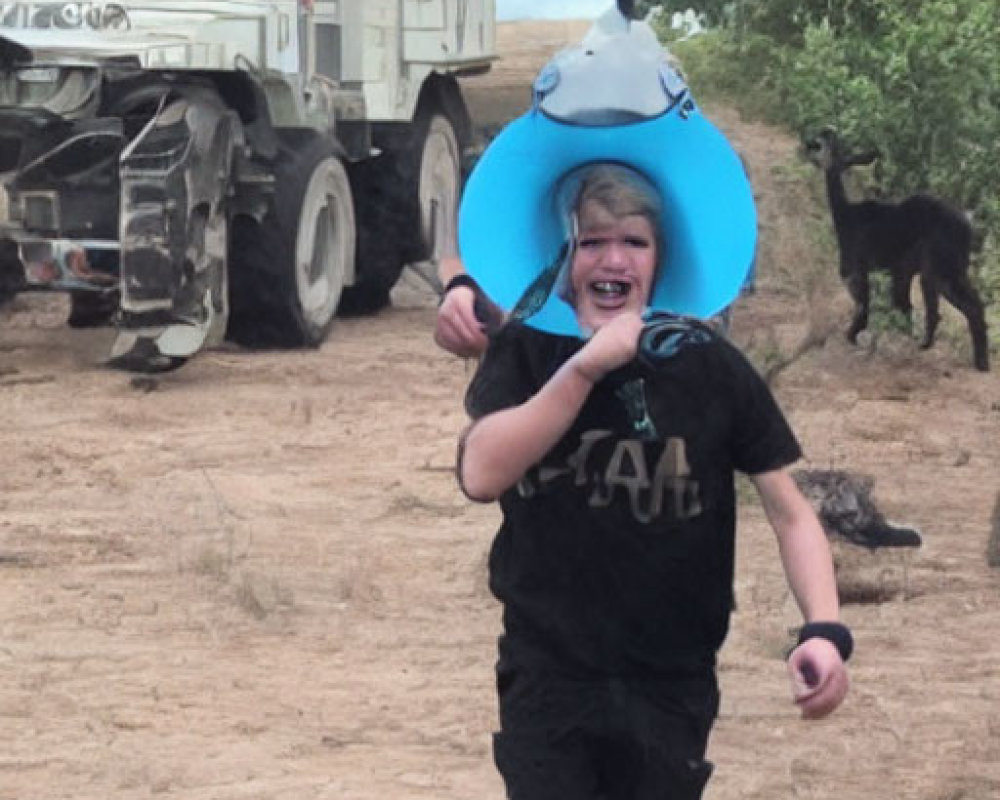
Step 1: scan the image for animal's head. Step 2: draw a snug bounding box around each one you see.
[533,9,684,127]
[803,127,878,173]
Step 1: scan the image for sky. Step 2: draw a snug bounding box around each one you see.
[496,0,616,21]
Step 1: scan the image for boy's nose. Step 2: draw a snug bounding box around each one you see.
[603,242,628,266]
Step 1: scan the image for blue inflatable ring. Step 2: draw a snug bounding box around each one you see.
[458,103,757,338]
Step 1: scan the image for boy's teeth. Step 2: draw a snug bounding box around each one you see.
[592,281,629,296]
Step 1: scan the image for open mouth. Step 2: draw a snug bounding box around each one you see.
[590,280,632,299]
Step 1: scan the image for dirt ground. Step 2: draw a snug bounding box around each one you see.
[2,20,999,800]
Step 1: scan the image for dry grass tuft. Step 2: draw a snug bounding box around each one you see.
[235,570,293,620]
[833,543,918,604]
[987,490,1000,568]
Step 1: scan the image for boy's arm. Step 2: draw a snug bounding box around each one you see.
[435,256,489,358]
[435,256,508,358]
[751,468,850,719]
[460,356,595,501]
[752,469,839,620]
[437,254,466,286]
[460,312,643,501]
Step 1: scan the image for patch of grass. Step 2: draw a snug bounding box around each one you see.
[987,491,1000,568]
[833,543,919,603]
[191,545,231,582]
[670,33,780,122]
[837,575,906,605]
[167,469,298,620]
[770,158,815,187]
[235,570,293,620]
[735,473,759,506]
[744,331,784,382]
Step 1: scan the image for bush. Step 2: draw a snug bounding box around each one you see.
[648,0,1000,350]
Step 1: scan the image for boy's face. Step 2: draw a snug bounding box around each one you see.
[569,199,657,332]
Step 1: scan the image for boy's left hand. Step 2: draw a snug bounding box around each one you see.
[572,311,644,382]
[787,637,849,719]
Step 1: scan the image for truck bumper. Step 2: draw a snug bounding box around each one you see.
[0,91,235,369]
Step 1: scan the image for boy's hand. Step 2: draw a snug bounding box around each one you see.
[787,637,850,719]
[435,286,489,358]
[571,311,643,382]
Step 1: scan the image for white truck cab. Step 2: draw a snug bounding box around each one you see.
[0,0,496,370]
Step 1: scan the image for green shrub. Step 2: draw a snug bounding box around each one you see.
[647,0,999,351]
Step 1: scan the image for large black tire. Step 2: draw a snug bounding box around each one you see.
[338,111,460,316]
[337,152,410,317]
[67,291,118,328]
[228,133,355,347]
[412,113,462,265]
[0,238,24,307]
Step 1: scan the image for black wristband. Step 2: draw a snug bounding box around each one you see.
[796,621,854,662]
[442,273,481,297]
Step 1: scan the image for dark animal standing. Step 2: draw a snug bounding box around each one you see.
[804,128,989,372]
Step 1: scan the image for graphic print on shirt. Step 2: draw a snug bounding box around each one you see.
[517,430,702,524]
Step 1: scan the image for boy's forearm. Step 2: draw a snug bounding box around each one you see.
[778,515,840,622]
[753,470,841,622]
[461,358,595,500]
[438,255,466,286]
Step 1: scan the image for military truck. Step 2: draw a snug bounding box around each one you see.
[0,0,495,370]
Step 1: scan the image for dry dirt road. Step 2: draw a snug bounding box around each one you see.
[2,20,999,800]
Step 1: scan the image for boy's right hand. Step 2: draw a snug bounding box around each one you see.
[570,311,643,383]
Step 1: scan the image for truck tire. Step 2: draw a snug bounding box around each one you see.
[414,113,462,267]
[338,111,460,315]
[68,291,117,328]
[337,153,409,317]
[0,239,24,307]
[229,134,355,347]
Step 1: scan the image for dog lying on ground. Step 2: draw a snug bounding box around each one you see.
[793,468,922,549]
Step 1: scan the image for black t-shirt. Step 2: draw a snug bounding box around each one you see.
[465,320,802,677]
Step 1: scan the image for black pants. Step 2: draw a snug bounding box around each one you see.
[493,665,718,800]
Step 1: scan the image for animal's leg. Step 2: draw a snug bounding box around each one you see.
[918,271,940,349]
[890,271,915,334]
[890,273,913,315]
[939,273,990,371]
[844,271,870,344]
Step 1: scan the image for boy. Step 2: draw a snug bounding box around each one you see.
[457,164,850,800]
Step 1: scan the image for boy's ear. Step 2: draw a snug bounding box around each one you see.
[556,229,578,307]
[555,213,579,309]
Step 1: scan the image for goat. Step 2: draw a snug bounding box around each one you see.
[804,128,989,372]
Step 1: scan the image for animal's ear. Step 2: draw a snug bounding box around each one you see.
[847,149,879,166]
[802,127,830,152]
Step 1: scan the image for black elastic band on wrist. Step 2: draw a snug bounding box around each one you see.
[796,621,854,662]
[442,273,481,297]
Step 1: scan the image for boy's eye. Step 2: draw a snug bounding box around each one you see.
[624,236,652,248]
[577,234,652,250]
